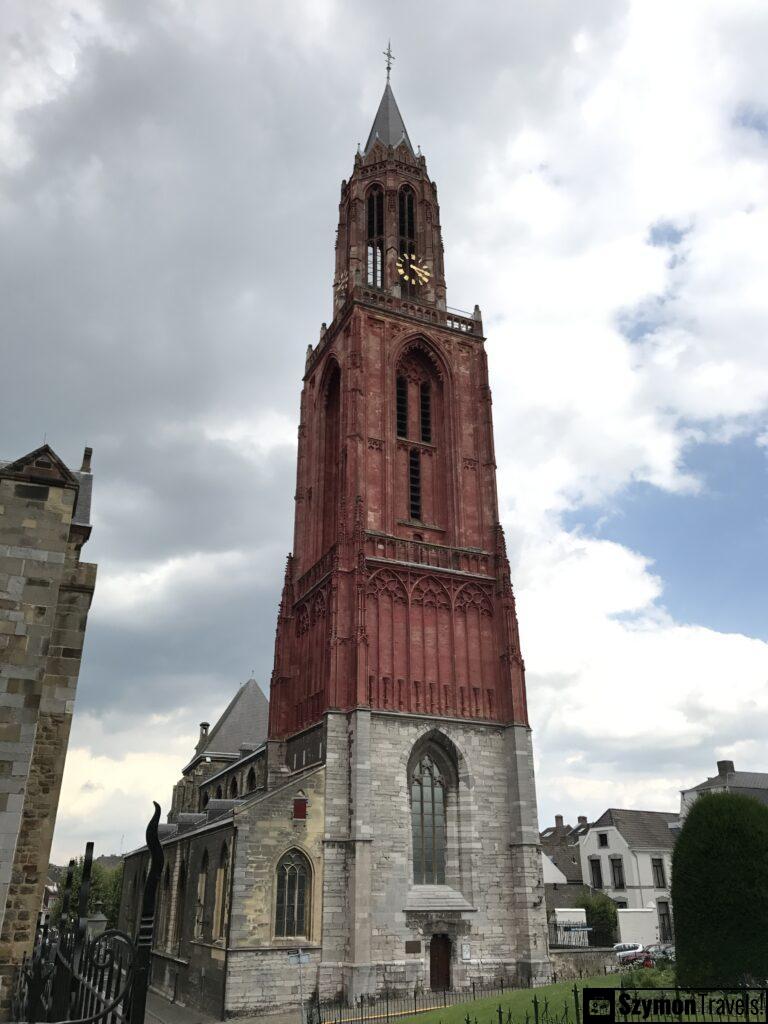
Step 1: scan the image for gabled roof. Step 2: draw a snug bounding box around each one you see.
[0,444,78,488]
[184,679,269,773]
[364,82,413,155]
[691,771,768,793]
[593,808,678,850]
[0,444,93,528]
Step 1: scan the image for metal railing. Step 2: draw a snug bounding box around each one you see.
[12,805,163,1024]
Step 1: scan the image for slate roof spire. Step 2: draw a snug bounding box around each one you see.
[364,81,414,155]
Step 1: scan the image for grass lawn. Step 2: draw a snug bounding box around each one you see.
[391,975,620,1024]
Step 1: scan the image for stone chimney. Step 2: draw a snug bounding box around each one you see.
[578,815,588,825]
[80,446,93,472]
[554,814,564,830]
[196,721,210,753]
[717,759,735,777]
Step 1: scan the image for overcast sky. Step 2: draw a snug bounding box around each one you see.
[2,0,768,862]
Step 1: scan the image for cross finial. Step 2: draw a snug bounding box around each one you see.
[383,41,395,82]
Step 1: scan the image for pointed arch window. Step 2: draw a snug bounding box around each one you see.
[194,850,208,939]
[399,187,417,298]
[229,776,238,799]
[247,766,256,792]
[172,860,187,948]
[213,842,230,941]
[159,865,171,947]
[275,850,311,938]
[366,186,384,288]
[410,753,446,884]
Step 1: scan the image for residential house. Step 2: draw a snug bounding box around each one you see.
[579,809,677,942]
[680,760,768,822]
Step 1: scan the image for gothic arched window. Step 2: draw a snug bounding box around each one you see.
[159,865,171,946]
[366,186,384,288]
[215,785,223,800]
[194,850,208,939]
[275,849,311,938]
[229,776,238,799]
[172,860,186,947]
[247,767,256,791]
[399,187,417,298]
[410,752,447,884]
[213,842,229,941]
[409,449,422,521]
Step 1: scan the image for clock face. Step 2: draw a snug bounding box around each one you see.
[397,253,431,287]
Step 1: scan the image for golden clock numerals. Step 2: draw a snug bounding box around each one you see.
[397,254,431,287]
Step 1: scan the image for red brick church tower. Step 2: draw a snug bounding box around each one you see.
[268,83,529,741]
[264,68,550,997]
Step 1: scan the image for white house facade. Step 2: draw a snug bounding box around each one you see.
[577,809,677,943]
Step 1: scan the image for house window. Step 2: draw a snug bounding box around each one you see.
[194,850,208,939]
[293,795,308,820]
[213,842,230,941]
[652,857,666,888]
[610,857,625,890]
[366,186,384,288]
[409,449,421,520]
[420,381,432,443]
[275,850,311,938]
[589,858,603,889]
[397,376,408,438]
[598,833,608,848]
[658,900,673,942]
[410,752,446,884]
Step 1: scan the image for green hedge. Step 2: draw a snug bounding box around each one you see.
[673,791,768,986]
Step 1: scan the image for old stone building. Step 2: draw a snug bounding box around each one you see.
[0,444,97,1017]
[120,78,550,1017]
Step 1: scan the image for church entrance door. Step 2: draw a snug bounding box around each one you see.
[429,934,451,991]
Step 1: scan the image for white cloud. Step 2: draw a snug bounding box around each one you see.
[2,0,764,854]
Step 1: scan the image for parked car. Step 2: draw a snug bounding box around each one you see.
[614,942,644,964]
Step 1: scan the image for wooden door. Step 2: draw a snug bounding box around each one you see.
[429,933,451,991]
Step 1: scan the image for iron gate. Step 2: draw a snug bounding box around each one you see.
[12,803,164,1024]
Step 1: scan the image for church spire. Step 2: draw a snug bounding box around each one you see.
[364,49,413,155]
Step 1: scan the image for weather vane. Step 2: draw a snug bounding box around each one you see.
[383,41,395,82]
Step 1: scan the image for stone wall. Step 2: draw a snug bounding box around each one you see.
[549,948,616,982]
[0,449,96,1020]
[224,757,326,1016]
[318,710,551,1001]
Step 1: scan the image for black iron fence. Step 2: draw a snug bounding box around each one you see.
[12,804,163,1024]
[319,984,768,1024]
[314,979,526,1024]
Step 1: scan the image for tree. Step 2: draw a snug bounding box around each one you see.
[673,792,768,986]
[50,859,123,929]
[576,890,618,942]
